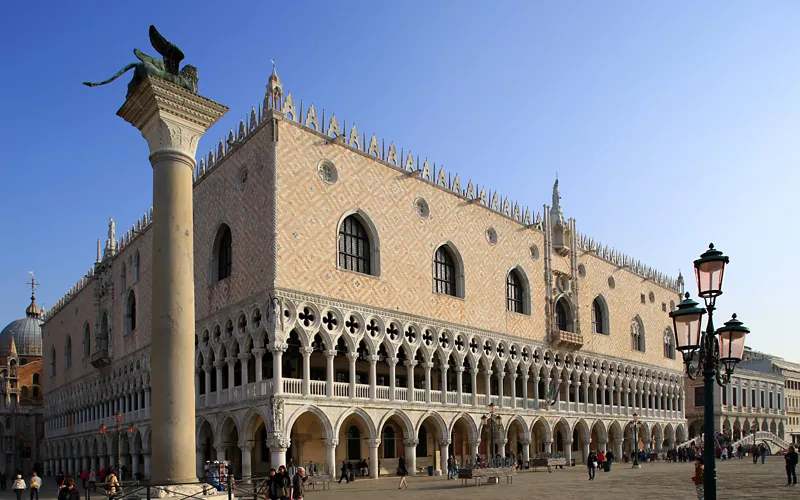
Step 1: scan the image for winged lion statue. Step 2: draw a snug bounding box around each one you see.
[83,25,198,98]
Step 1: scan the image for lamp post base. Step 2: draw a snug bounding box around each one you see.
[632,463,641,469]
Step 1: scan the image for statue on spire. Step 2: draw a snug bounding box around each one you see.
[552,177,562,214]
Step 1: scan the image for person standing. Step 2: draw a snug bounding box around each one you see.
[397,455,408,489]
[266,469,279,500]
[276,466,291,500]
[105,470,120,496]
[587,452,597,481]
[88,468,96,492]
[56,478,80,500]
[290,467,306,500]
[29,472,41,500]
[12,474,26,500]
[692,457,704,500]
[286,459,296,478]
[597,450,605,471]
[605,450,614,472]
[337,461,349,484]
[786,445,798,487]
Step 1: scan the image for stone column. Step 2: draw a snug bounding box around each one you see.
[118,75,227,483]
[470,367,478,407]
[347,352,358,399]
[582,442,590,464]
[388,357,397,401]
[368,355,379,400]
[441,364,449,405]
[324,439,338,476]
[564,438,572,464]
[533,374,540,409]
[270,442,288,470]
[227,357,236,391]
[195,448,204,479]
[456,367,464,406]
[510,373,517,408]
[484,370,492,405]
[215,445,227,462]
[240,442,254,482]
[469,440,480,468]
[406,360,416,403]
[497,372,505,407]
[253,349,265,385]
[423,362,433,403]
[325,350,336,398]
[143,451,152,479]
[438,440,450,474]
[132,452,141,477]
[203,366,212,399]
[520,438,531,464]
[368,439,380,479]
[301,347,313,397]
[404,439,418,476]
[521,373,528,409]
[273,343,285,395]
[544,440,552,454]
[240,353,251,388]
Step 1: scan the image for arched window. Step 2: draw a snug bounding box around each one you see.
[631,317,646,352]
[338,215,372,275]
[120,263,127,290]
[212,224,233,282]
[434,246,459,297]
[64,337,72,369]
[99,311,109,350]
[664,328,676,359]
[83,324,91,358]
[32,387,39,398]
[506,269,526,314]
[49,347,56,376]
[383,426,396,459]
[555,298,572,332]
[32,373,39,385]
[126,291,137,333]
[133,251,140,282]
[591,297,609,335]
[346,425,361,460]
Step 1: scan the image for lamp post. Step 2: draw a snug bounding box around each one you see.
[100,413,136,473]
[631,413,641,468]
[669,244,750,500]
[480,403,502,468]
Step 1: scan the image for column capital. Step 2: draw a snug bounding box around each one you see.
[404,360,418,368]
[214,361,225,369]
[497,371,505,379]
[486,370,494,377]
[368,438,381,448]
[404,438,419,447]
[300,347,314,356]
[438,439,451,447]
[346,352,359,362]
[521,372,529,380]
[388,357,399,366]
[239,441,255,451]
[238,353,252,361]
[214,444,228,453]
[454,366,464,373]
[368,355,381,363]
[203,364,213,373]
[226,356,237,365]
[271,342,288,354]
[468,440,481,447]
[324,349,337,359]
[252,348,266,357]
[117,75,228,161]
[519,438,531,446]
[422,362,434,370]
[324,438,339,448]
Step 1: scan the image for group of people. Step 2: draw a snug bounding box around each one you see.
[265,464,307,500]
[335,459,371,482]
[8,472,41,500]
[585,449,614,480]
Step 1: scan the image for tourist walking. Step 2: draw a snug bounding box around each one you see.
[692,457,704,500]
[11,474,26,500]
[290,467,306,500]
[56,479,79,500]
[286,458,296,478]
[88,468,96,492]
[786,445,798,486]
[29,472,41,500]
[760,443,767,464]
[587,452,597,480]
[597,450,606,471]
[276,466,291,500]
[266,469,280,500]
[397,455,408,489]
[105,470,120,496]
[337,461,349,484]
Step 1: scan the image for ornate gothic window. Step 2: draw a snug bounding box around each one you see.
[213,224,233,282]
[591,297,608,335]
[434,246,457,296]
[83,324,91,358]
[64,336,72,369]
[631,317,646,352]
[506,269,525,313]
[338,215,372,275]
[126,291,137,333]
[120,263,127,290]
[664,327,676,359]
[555,298,572,332]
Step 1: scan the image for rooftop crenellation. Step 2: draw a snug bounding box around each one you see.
[45,65,682,320]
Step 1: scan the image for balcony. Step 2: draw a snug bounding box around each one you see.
[90,348,112,369]
[552,329,584,349]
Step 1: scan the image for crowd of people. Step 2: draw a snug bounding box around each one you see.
[264,463,307,500]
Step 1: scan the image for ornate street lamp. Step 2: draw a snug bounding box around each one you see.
[669,244,750,500]
[99,414,136,474]
[480,403,503,468]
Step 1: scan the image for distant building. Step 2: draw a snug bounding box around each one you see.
[0,291,45,475]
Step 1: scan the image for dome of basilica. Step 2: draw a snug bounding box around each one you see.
[0,295,43,357]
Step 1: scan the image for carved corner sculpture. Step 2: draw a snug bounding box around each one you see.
[83,25,198,98]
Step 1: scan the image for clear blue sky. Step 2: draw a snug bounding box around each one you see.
[2,1,798,360]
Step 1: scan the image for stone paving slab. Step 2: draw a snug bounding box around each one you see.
[5,458,795,500]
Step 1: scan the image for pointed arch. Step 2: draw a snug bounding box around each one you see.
[336,209,381,276]
[506,265,530,315]
[377,409,415,439]
[631,315,646,352]
[416,410,448,440]
[448,413,479,443]
[591,295,610,335]
[503,414,531,442]
[555,296,573,332]
[125,290,137,333]
[285,405,334,442]
[211,223,233,283]
[432,241,465,298]
[333,407,377,439]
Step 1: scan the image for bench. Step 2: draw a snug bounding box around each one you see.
[457,469,473,486]
[306,475,332,491]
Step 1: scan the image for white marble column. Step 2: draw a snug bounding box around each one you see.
[240,442,254,481]
[484,370,493,405]
[521,438,531,464]
[215,445,227,462]
[368,355,378,400]
[470,367,478,407]
[406,360,416,403]
[325,350,336,398]
[273,344,285,395]
[469,440,480,467]
[456,367,464,406]
[423,362,433,403]
[368,439,380,479]
[143,451,152,479]
[240,353,251,388]
[301,347,313,397]
[440,364,449,405]
[404,439,418,476]
[438,440,450,474]
[253,349,265,385]
[497,372,505,407]
[325,439,338,476]
[347,352,358,399]
[389,357,397,401]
